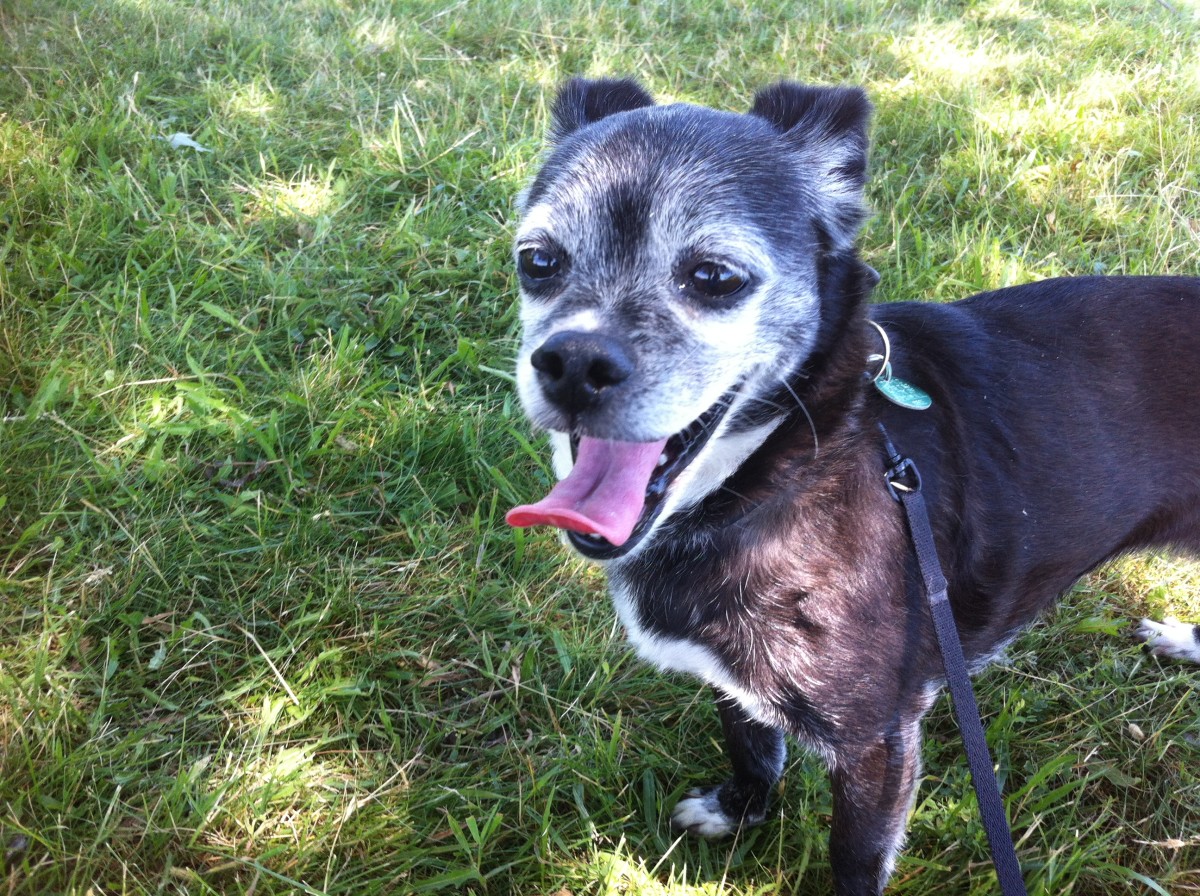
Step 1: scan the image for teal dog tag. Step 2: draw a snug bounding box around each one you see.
[873,363,932,410]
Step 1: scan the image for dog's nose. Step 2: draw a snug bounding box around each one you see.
[531,330,633,413]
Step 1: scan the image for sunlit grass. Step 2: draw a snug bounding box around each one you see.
[2,0,1199,894]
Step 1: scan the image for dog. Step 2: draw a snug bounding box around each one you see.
[504,77,1200,895]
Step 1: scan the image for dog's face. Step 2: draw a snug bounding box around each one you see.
[507,78,872,558]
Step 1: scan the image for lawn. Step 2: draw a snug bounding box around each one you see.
[1,0,1198,894]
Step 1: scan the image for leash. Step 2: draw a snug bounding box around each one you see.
[879,423,1028,896]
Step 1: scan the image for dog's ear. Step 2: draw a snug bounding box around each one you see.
[550,77,655,142]
[750,83,871,251]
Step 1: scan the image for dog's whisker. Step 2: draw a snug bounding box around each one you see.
[739,394,790,414]
[781,379,819,456]
[718,484,753,503]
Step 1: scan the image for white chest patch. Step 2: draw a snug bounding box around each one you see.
[608,578,765,717]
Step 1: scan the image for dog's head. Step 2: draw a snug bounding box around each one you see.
[506,78,874,559]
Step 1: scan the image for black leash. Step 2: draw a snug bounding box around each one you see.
[880,424,1028,896]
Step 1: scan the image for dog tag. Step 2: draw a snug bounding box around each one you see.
[874,365,932,410]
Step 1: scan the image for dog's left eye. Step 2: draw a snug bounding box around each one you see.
[686,259,748,301]
[518,247,562,281]
[684,261,748,300]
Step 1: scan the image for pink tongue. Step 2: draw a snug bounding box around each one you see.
[506,435,670,546]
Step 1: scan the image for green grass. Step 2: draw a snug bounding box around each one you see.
[2,0,1199,893]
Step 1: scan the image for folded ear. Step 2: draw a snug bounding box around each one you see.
[750,83,872,251]
[550,77,655,143]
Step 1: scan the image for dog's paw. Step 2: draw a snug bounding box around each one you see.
[1134,617,1200,664]
[671,787,738,838]
[670,784,767,839]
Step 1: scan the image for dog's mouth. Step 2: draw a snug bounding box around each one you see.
[506,389,737,559]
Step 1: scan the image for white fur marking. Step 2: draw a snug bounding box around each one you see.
[609,580,766,719]
[663,419,781,517]
[548,430,573,480]
[1136,617,1200,663]
[670,789,736,838]
[515,202,555,240]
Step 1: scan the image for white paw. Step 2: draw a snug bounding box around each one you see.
[670,788,736,838]
[1135,617,1200,664]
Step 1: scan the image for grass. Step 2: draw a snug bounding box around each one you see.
[1,0,1199,893]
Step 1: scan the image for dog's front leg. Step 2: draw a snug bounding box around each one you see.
[828,725,923,896]
[670,690,786,837]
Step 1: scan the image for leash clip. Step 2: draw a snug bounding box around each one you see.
[879,423,923,502]
[885,454,922,502]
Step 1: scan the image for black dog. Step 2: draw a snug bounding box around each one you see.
[506,77,1200,894]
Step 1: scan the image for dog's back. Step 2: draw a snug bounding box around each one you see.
[876,276,1200,639]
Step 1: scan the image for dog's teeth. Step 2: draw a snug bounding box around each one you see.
[658,452,669,467]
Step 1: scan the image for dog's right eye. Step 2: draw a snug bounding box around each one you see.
[518,247,562,281]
